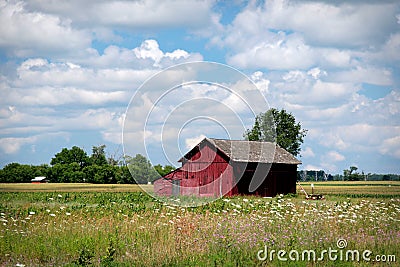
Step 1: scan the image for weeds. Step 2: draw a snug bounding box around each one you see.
[0,189,399,266]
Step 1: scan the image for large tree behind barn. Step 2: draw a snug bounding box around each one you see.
[244,108,307,157]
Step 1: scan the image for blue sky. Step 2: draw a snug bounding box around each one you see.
[0,0,399,174]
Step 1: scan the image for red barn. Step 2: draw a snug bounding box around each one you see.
[153,138,301,197]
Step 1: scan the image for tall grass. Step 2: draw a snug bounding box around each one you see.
[0,192,399,266]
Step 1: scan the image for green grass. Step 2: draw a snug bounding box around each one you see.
[0,182,399,266]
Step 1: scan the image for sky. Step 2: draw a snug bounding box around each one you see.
[0,0,399,174]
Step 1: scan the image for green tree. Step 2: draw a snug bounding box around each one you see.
[343,166,362,181]
[83,165,116,184]
[244,108,307,156]
[154,164,176,176]
[126,154,159,184]
[0,163,36,182]
[114,165,136,184]
[245,117,262,141]
[47,163,83,183]
[51,146,90,168]
[32,164,50,177]
[90,145,108,166]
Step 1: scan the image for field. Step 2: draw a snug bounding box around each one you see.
[0,183,152,193]
[297,181,400,197]
[0,182,399,266]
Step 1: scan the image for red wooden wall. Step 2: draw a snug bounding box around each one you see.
[153,168,183,196]
[180,143,236,197]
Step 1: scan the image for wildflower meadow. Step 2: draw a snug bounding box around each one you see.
[0,183,399,266]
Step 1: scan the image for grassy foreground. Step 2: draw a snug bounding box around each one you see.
[0,182,399,266]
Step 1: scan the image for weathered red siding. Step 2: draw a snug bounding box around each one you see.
[153,168,183,196]
[153,178,172,196]
[179,143,235,197]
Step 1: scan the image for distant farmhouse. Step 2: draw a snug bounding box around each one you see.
[154,138,301,197]
[31,176,48,184]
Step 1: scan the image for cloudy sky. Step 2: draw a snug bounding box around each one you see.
[1,0,399,174]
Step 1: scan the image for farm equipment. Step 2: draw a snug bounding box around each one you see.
[297,182,325,200]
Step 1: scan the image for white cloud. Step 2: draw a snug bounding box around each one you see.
[307,68,327,80]
[1,40,202,110]
[259,0,398,47]
[0,1,90,57]
[214,0,399,73]
[133,40,198,67]
[0,132,68,154]
[368,33,400,63]
[25,0,217,29]
[313,124,400,154]
[227,33,316,70]
[0,136,37,154]
[5,86,128,107]
[301,147,315,158]
[185,134,206,150]
[329,66,392,86]
[102,131,122,145]
[133,40,165,65]
[325,151,345,162]
[380,136,400,159]
[269,69,359,107]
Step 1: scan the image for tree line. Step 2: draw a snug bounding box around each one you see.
[0,145,175,184]
[297,167,400,182]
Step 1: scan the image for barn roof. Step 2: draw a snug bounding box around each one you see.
[180,138,301,164]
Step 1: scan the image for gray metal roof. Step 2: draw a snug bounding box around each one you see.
[183,138,301,164]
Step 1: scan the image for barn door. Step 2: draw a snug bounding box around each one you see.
[172,180,180,196]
